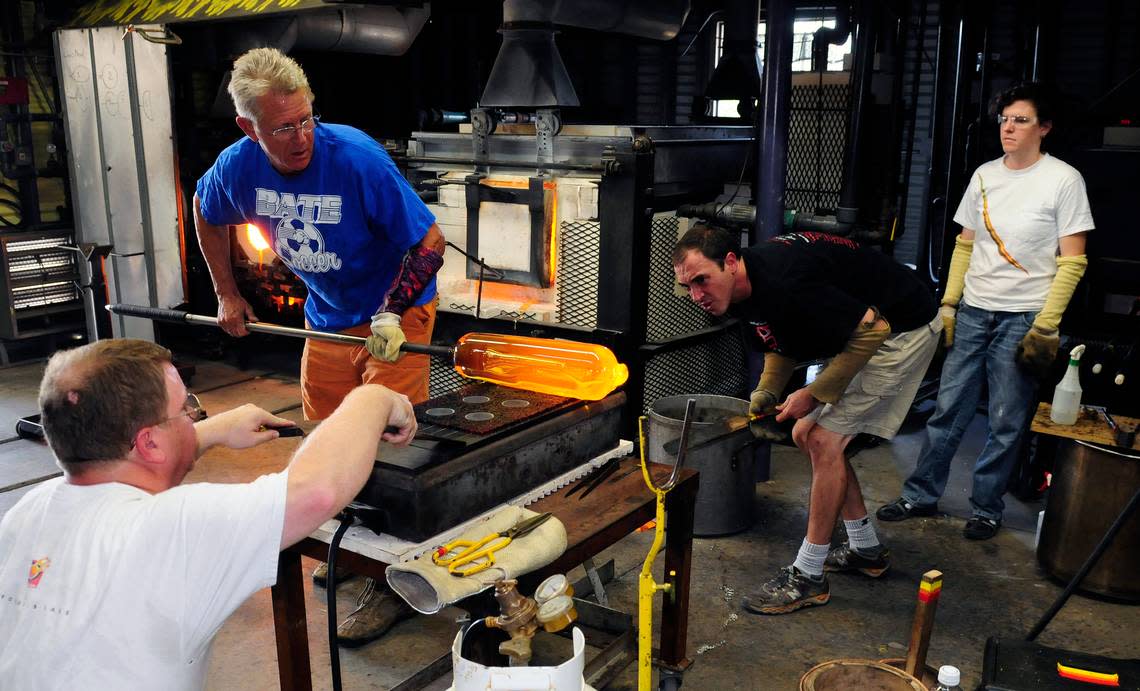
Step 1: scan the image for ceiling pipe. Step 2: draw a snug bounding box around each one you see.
[224,5,431,57]
[811,1,851,72]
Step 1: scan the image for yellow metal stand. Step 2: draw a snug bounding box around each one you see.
[636,399,696,691]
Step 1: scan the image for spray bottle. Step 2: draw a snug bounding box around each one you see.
[1050,344,1086,425]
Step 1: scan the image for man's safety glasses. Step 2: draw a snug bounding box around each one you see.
[269,115,320,139]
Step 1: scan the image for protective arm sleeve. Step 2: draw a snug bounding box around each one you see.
[942,235,974,307]
[750,352,796,415]
[807,314,892,404]
[376,245,445,317]
[1031,254,1088,332]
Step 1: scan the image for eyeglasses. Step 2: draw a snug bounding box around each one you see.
[269,115,320,139]
[129,394,207,450]
[172,393,207,423]
[996,114,1036,128]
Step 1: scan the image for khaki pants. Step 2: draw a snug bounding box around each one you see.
[300,299,437,420]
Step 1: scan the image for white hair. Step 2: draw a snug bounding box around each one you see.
[227,47,314,120]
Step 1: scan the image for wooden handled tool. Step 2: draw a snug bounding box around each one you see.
[905,569,943,678]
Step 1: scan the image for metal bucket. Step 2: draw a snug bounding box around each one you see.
[1037,439,1140,600]
[647,394,756,536]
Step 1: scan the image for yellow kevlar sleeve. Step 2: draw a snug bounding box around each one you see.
[1032,254,1088,332]
[942,235,974,307]
[808,316,892,404]
[756,352,796,399]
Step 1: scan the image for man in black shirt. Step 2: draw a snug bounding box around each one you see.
[672,225,939,614]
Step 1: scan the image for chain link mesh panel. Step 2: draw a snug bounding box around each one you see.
[429,357,466,398]
[787,83,849,213]
[641,329,748,413]
[556,219,601,328]
[645,214,713,342]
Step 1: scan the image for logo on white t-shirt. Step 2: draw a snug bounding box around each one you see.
[27,557,50,588]
[255,188,343,274]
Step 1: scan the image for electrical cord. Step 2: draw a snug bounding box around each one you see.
[679,10,724,59]
[327,510,355,691]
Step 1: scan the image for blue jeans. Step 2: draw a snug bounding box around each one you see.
[901,303,1039,521]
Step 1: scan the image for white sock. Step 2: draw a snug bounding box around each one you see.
[792,539,830,577]
[844,515,880,551]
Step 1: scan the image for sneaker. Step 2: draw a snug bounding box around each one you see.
[741,566,830,615]
[336,578,416,647]
[963,516,1000,540]
[312,561,358,588]
[824,541,891,578]
[876,497,938,522]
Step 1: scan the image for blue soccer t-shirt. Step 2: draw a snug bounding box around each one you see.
[196,123,437,332]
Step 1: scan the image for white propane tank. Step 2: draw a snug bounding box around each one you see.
[448,626,596,691]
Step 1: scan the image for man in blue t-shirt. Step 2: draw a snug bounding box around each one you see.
[194,47,443,647]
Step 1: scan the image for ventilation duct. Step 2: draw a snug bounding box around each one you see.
[224,5,430,57]
[481,0,690,109]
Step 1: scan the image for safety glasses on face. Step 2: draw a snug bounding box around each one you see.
[996,114,1035,128]
[269,114,320,139]
[129,394,207,449]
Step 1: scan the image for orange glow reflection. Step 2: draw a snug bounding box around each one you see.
[548,184,558,285]
[246,224,269,267]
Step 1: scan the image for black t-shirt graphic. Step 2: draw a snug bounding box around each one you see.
[733,233,936,361]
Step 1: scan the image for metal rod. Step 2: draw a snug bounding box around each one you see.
[403,155,605,172]
[105,304,456,358]
[1026,484,1140,641]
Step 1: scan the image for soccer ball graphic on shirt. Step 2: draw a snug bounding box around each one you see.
[275,217,323,263]
[272,216,341,273]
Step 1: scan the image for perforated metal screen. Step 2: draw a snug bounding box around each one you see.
[787,82,849,213]
[556,219,601,328]
[641,328,748,413]
[645,214,713,342]
[429,357,466,398]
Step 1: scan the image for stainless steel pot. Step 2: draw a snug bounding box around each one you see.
[647,394,757,536]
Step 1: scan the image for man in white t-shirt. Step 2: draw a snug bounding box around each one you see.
[878,82,1094,540]
[0,338,416,690]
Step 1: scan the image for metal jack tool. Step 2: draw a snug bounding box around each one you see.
[1086,405,1138,448]
[636,398,695,691]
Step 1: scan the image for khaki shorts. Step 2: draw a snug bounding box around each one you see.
[805,314,941,440]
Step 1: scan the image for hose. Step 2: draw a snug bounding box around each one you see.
[327,512,354,691]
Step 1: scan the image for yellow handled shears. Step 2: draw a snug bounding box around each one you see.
[431,512,554,577]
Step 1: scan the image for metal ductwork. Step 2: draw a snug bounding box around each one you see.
[481,0,690,108]
[705,1,761,105]
[481,24,580,107]
[225,5,430,57]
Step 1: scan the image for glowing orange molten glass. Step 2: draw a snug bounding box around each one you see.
[453,333,629,401]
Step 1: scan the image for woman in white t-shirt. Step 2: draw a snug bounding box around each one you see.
[877,82,1094,540]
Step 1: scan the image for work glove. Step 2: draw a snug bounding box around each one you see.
[940,303,957,349]
[749,388,778,418]
[1016,325,1059,379]
[366,312,406,362]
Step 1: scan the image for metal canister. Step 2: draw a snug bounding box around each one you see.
[647,394,756,536]
[1037,439,1140,600]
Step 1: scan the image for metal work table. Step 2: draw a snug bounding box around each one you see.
[270,455,699,690]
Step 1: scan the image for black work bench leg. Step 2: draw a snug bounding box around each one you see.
[659,478,697,671]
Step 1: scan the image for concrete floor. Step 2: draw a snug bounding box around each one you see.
[2,353,1137,690]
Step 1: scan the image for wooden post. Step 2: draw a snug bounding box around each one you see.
[905,569,943,678]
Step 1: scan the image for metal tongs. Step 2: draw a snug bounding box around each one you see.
[649,397,697,493]
[1087,405,1138,448]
